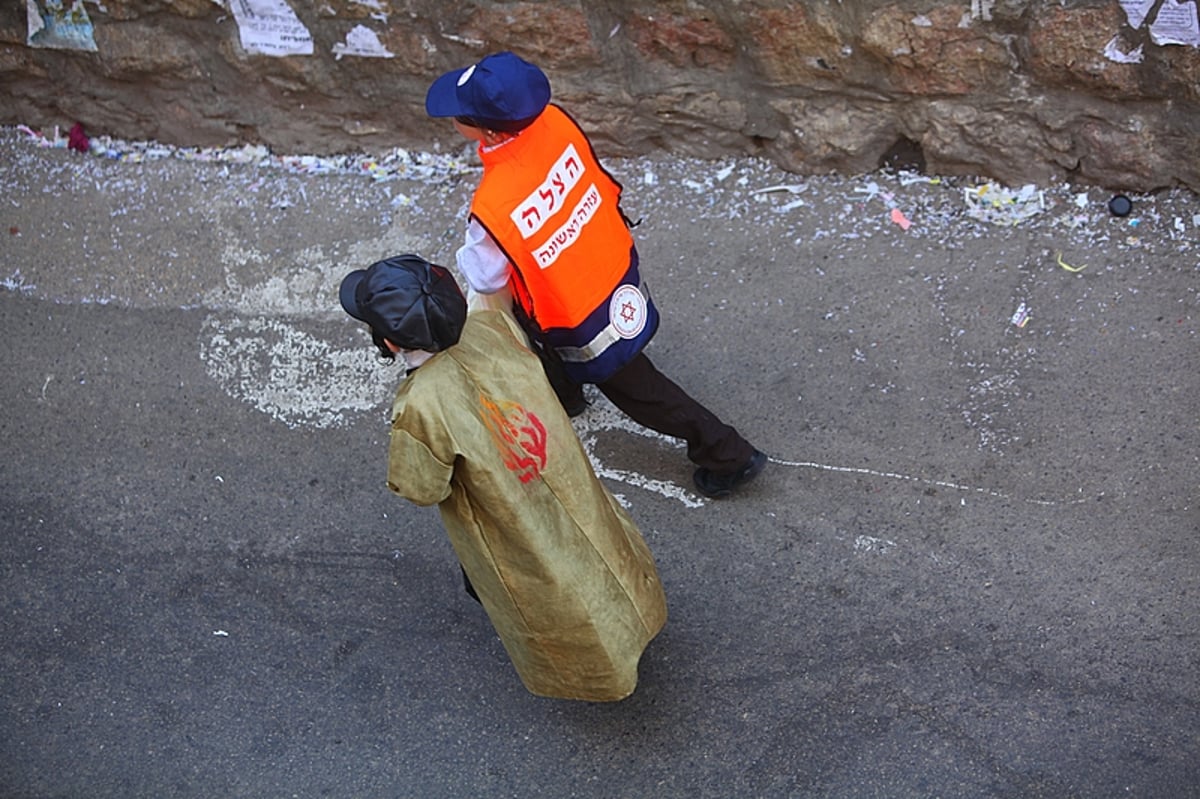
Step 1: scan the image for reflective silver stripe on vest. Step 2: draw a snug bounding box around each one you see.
[554,280,649,364]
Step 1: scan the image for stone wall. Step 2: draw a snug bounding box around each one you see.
[3,0,1199,193]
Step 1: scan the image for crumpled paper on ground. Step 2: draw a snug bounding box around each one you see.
[964,183,1046,226]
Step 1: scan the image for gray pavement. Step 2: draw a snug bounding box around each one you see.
[1,128,1198,798]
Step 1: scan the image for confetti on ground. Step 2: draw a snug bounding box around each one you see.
[964,182,1046,225]
[13,123,475,183]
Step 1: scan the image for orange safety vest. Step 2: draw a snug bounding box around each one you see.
[470,105,634,331]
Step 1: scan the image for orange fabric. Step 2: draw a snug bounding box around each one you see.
[470,105,633,330]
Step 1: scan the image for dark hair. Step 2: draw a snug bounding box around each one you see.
[455,114,537,133]
[370,328,397,363]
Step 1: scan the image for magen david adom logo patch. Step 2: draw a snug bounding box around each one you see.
[609,284,647,339]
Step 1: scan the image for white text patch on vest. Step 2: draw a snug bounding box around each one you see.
[511,143,584,239]
[533,184,603,269]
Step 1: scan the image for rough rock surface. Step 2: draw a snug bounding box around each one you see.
[2,0,1198,193]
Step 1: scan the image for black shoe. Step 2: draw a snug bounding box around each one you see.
[561,394,589,417]
[693,450,767,498]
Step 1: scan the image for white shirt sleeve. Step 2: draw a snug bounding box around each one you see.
[456,217,512,294]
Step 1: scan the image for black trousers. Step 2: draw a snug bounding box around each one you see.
[516,306,753,474]
[596,352,754,474]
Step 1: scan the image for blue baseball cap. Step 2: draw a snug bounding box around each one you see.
[425,51,551,131]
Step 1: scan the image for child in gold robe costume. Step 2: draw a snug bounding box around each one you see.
[340,254,666,701]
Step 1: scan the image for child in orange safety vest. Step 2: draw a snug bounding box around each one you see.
[425,51,766,499]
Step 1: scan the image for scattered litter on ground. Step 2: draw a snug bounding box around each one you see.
[13,123,476,183]
[964,183,1046,225]
[898,172,940,187]
[66,122,89,153]
[3,123,1196,297]
[752,183,807,195]
[1056,252,1088,272]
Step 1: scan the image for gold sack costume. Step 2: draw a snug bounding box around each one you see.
[386,309,667,701]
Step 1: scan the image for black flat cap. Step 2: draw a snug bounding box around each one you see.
[339,254,467,352]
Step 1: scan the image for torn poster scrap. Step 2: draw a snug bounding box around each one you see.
[332,25,394,60]
[1149,0,1200,46]
[26,0,98,52]
[971,0,996,21]
[1120,0,1200,47]
[1104,35,1145,63]
[1120,0,1158,29]
[227,0,313,57]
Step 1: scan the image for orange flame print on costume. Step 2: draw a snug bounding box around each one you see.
[480,394,548,483]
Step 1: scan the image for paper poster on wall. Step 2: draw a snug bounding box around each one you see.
[1120,0,1159,29]
[970,0,996,21]
[1149,0,1200,45]
[1111,0,1200,58]
[331,25,395,60]
[226,0,313,56]
[26,0,98,51]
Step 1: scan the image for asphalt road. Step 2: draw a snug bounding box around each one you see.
[1,128,1198,798]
